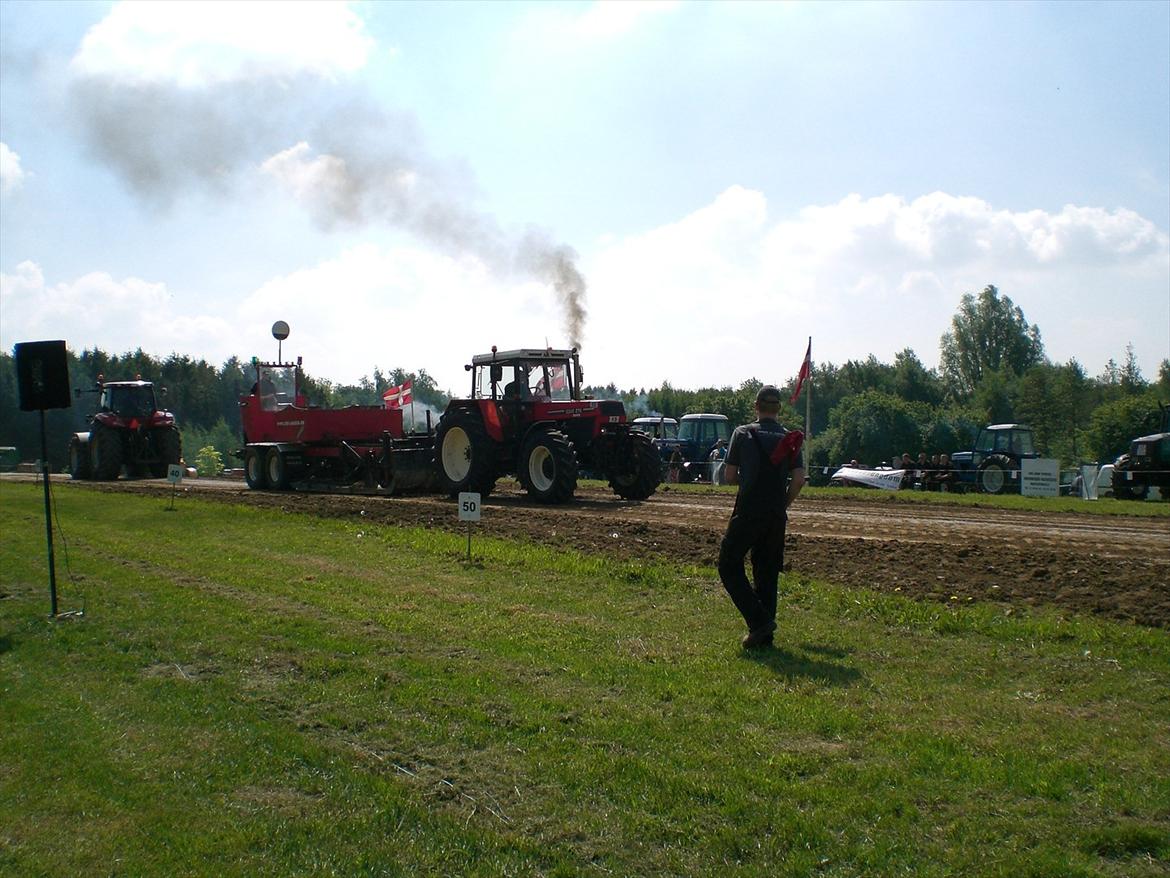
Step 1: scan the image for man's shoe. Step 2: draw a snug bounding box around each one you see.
[742,623,775,649]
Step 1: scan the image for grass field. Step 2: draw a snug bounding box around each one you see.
[2,482,1168,877]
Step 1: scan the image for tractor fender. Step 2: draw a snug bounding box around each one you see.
[520,421,566,445]
[243,441,302,453]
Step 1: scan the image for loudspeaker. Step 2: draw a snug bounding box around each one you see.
[15,340,72,411]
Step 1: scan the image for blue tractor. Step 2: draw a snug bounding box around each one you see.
[950,424,1039,494]
[655,413,732,482]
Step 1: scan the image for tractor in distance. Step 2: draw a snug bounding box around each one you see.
[1112,402,1170,500]
[237,355,434,494]
[949,423,1039,494]
[434,347,661,503]
[68,376,182,480]
[654,413,733,482]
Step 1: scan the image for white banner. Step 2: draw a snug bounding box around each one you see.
[831,467,905,491]
[1021,458,1060,497]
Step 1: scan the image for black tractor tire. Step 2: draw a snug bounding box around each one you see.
[90,426,124,480]
[435,411,497,498]
[266,448,290,490]
[977,454,1016,495]
[518,430,578,503]
[69,435,92,480]
[150,427,182,478]
[1111,456,1147,500]
[244,447,269,490]
[608,432,662,501]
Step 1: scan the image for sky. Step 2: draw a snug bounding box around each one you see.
[1,0,1168,395]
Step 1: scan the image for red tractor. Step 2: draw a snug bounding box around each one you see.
[69,377,182,480]
[237,357,433,493]
[435,347,661,503]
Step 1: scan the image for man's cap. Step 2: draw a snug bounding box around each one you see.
[755,385,782,405]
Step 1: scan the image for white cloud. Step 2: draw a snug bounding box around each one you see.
[0,143,26,195]
[237,244,577,389]
[573,1,681,39]
[0,260,236,364]
[5,191,1165,396]
[588,189,1170,389]
[70,0,373,87]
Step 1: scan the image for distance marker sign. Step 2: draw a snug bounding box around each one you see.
[458,492,481,521]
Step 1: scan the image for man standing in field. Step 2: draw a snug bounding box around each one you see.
[718,385,805,649]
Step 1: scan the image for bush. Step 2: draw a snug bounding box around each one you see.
[194,445,224,477]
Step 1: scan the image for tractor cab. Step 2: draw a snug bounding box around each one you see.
[100,381,160,420]
[468,348,578,404]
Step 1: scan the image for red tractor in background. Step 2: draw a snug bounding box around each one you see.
[69,377,182,480]
[237,357,434,493]
[435,347,661,503]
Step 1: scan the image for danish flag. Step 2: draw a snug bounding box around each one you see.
[382,380,413,409]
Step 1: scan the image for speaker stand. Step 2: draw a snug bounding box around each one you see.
[38,409,59,617]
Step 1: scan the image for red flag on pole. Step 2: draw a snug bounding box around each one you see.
[383,380,413,409]
[789,339,811,405]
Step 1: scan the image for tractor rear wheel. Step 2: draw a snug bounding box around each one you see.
[518,430,577,503]
[435,411,497,497]
[266,448,290,490]
[69,435,92,480]
[151,427,182,477]
[977,454,1015,495]
[244,448,269,489]
[90,426,123,480]
[608,433,662,501]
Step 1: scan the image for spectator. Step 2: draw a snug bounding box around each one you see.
[936,453,954,492]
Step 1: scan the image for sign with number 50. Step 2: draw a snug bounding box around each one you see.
[458,492,481,522]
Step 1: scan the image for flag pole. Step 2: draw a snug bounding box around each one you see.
[805,336,812,443]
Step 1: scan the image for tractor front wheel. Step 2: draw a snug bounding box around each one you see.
[435,411,497,497]
[608,433,662,501]
[91,426,123,480]
[244,448,269,489]
[518,430,577,503]
[69,435,92,480]
[977,454,1016,495]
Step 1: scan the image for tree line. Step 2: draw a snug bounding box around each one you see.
[588,286,1170,473]
[2,285,1167,474]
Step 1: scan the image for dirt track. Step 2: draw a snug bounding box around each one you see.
[49,476,1170,628]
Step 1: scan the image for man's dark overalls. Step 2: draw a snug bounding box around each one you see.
[718,424,800,638]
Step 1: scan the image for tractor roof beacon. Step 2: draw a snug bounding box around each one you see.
[435,347,661,504]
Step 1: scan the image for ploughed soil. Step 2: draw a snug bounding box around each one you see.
[59,476,1170,629]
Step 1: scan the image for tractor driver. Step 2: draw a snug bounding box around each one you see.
[503,365,531,401]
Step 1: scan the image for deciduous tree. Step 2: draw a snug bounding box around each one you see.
[940,285,1044,398]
